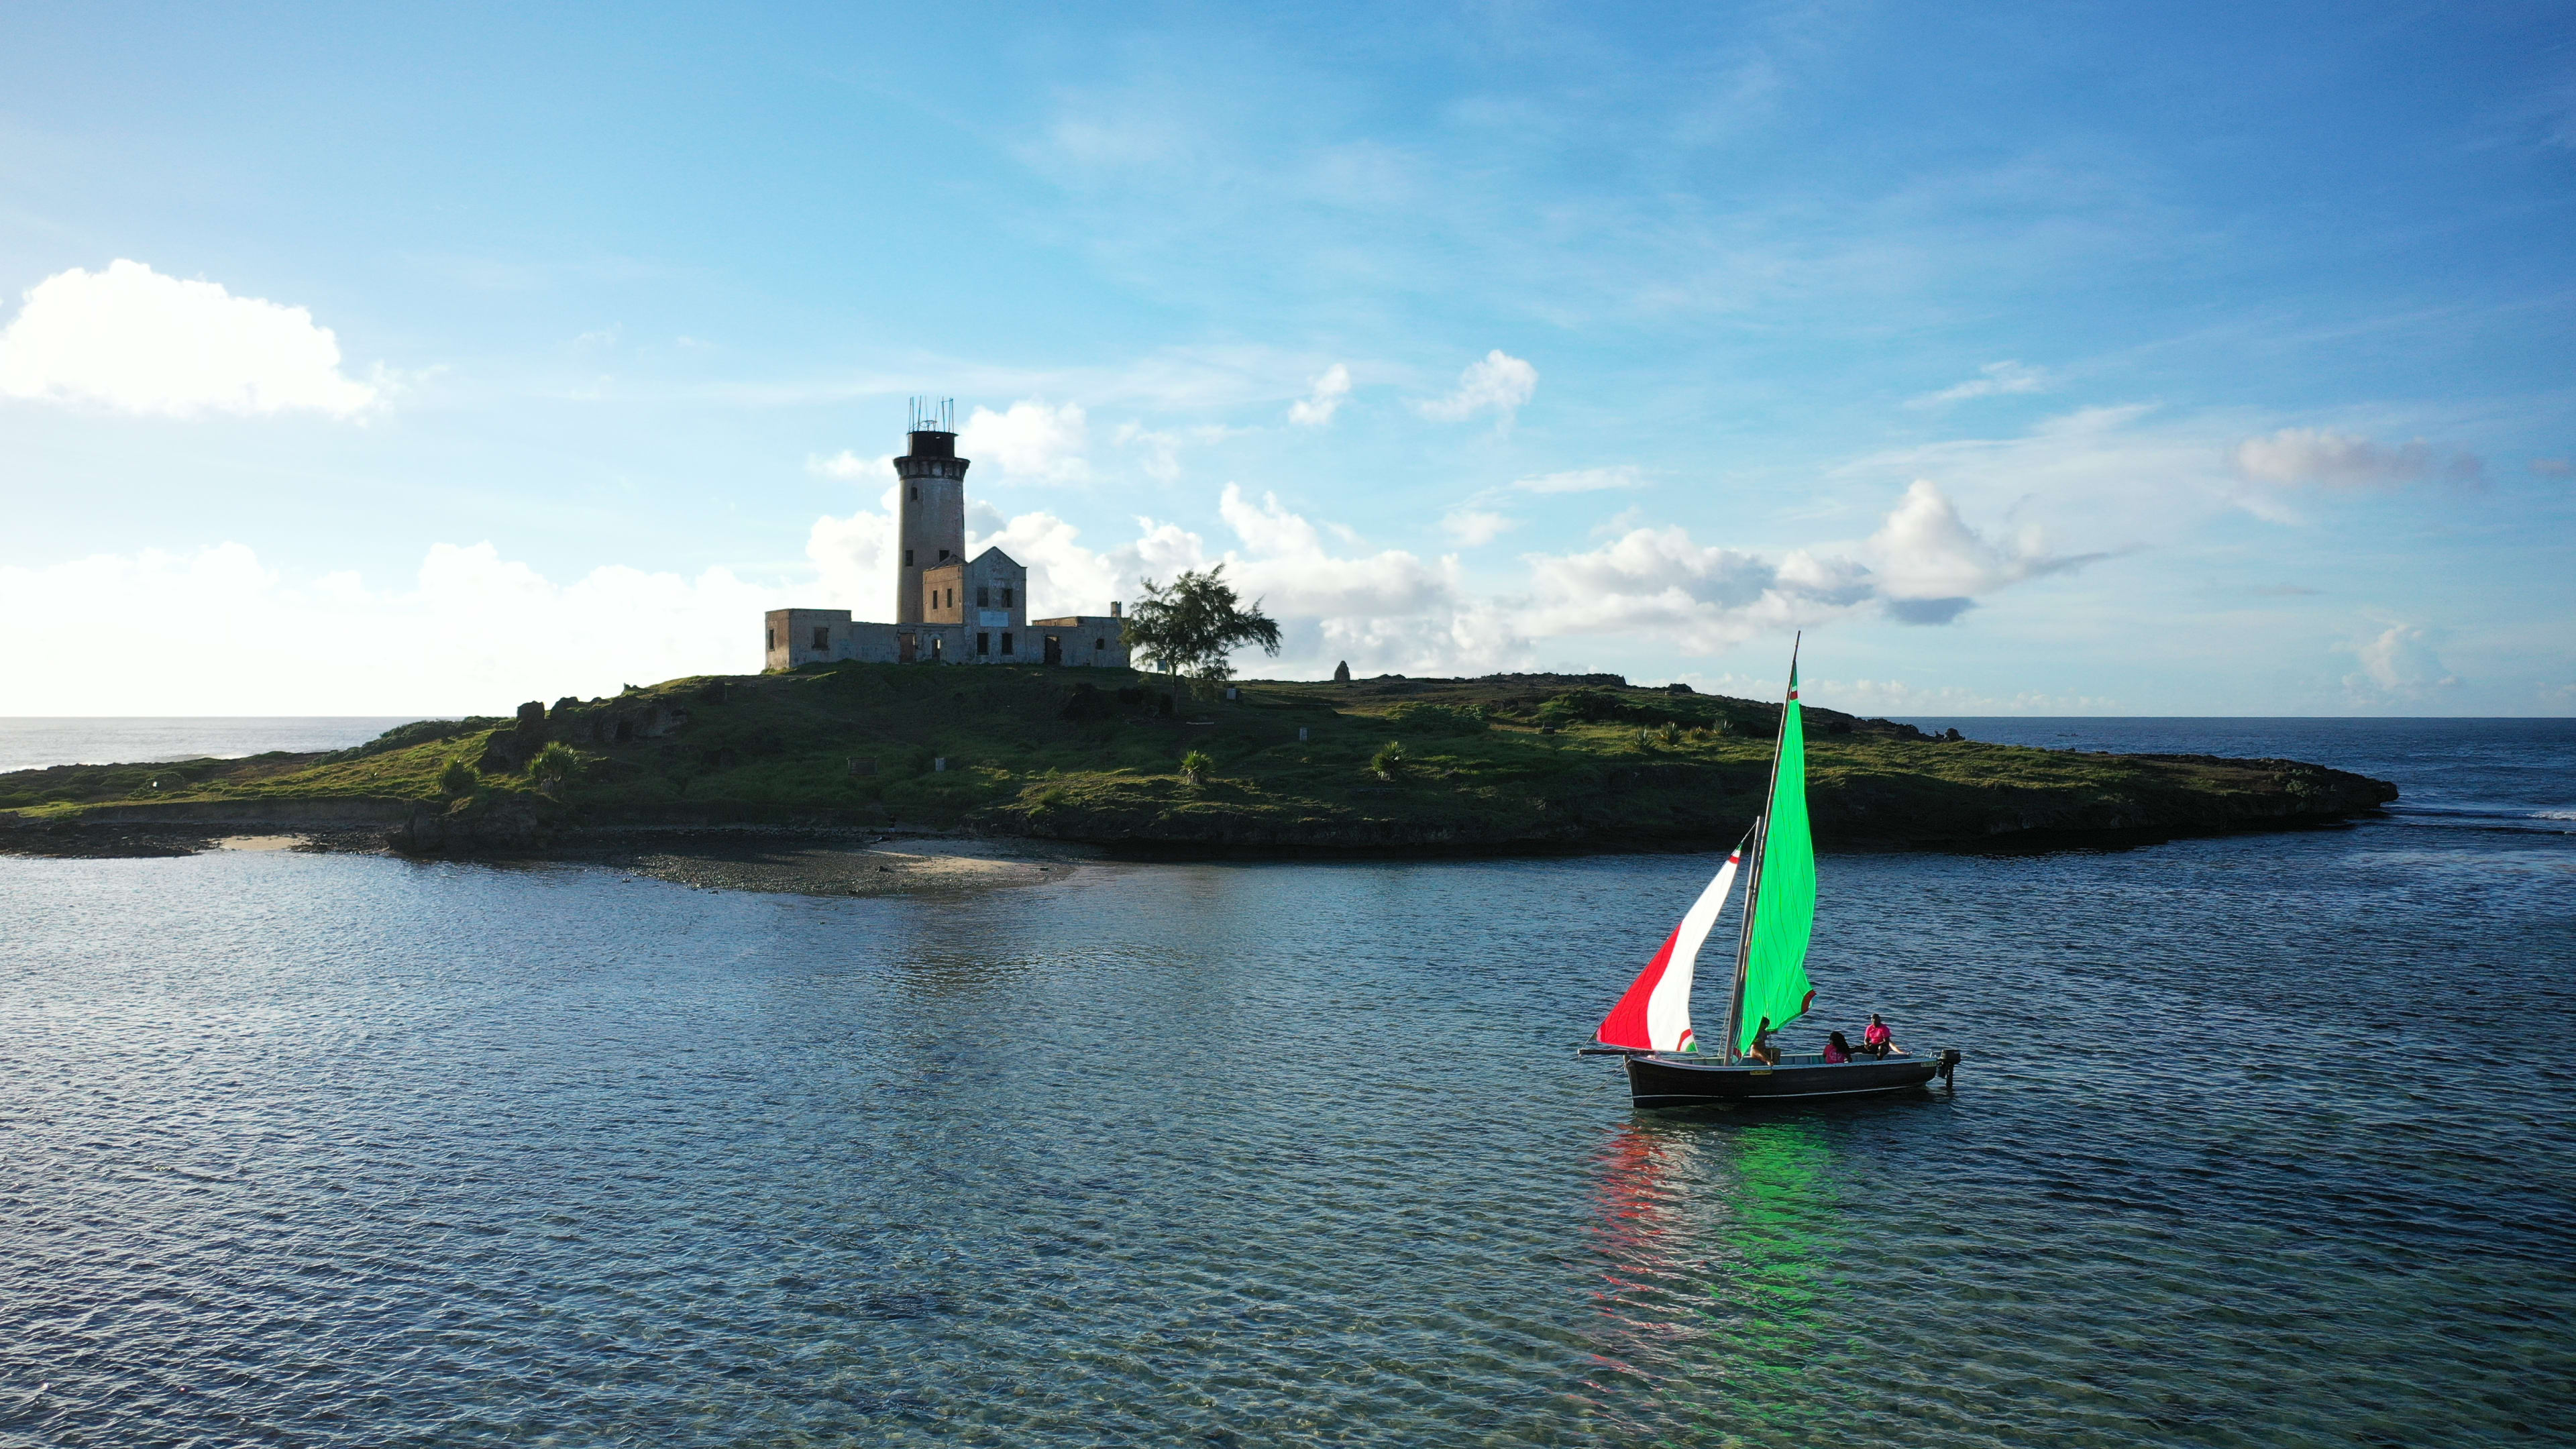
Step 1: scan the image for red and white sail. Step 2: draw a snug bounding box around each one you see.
[1595,847,1743,1053]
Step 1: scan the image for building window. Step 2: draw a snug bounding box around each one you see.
[947,588,955,608]
[1001,633,1014,655]
[812,627,829,649]
[976,631,990,655]
[908,486,918,502]
[1001,586,1014,607]
[976,586,989,608]
[938,549,950,561]
[932,637,943,659]
[1094,639,1104,651]
[765,629,775,650]
[904,549,914,567]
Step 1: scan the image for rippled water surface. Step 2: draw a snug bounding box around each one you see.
[4,721,2571,1446]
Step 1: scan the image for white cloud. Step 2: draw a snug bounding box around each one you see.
[0,542,775,714]
[808,450,893,481]
[1674,672,2123,714]
[806,484,905,608]
[1415,349,1537,426]
[1513,466,1644,494]
[1163,484,1529,676]
[1909,360,2049,408]
[961,399,1091,482]
[1288,362,1352,426]
[2235,428,2481,488]
[1114,420,1234,482]
[0,259,380,417]
[1441,507,1519,545]
[2344,622,2460,698]
[1796,677,2125,715]
[1522,480,2089,649]
[1862,478,2089,621]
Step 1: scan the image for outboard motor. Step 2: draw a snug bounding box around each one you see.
[1937,1049,1962,1084]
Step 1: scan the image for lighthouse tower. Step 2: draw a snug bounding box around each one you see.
[761,400,1130,672]
[894,397,968,625]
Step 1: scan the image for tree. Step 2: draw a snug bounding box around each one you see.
[1123,565,1281,691]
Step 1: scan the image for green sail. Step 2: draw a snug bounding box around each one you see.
[1735,664,1817,1053]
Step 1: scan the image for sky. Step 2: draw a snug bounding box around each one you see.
[1,0,2569,716]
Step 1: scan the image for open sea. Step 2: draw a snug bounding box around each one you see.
[3,718,2571,1446]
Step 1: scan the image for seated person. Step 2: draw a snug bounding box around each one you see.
[1862,1013,1907,1058]
[1823,1030,1855,1064]
[1747,1017,1781,1065]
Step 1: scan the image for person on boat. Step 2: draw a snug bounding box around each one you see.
[1748,1018,1782,1065]
[1823,1031,1855,1064]
[1862,1014,1907,1058]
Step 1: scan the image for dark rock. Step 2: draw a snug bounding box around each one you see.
[390,792,559,856]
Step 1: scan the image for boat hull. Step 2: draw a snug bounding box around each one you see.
[1622,1052,1943,1107]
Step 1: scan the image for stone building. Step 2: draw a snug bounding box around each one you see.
[763,405,1131,671]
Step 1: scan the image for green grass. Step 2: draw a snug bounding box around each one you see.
[0,665,2392,849]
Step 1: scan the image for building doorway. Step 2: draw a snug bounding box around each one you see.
[1043,635,1062,665]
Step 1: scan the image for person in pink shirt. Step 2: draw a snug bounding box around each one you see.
[1822,1031,1855,1064]
[1862,1013,1907,1059]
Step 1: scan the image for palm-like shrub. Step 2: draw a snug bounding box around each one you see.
[438,757,478,798]
[1179,749,1214,786]
[529,741,580,790]
[1369,741,1406,781]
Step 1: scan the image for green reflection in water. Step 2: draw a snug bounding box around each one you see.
[1587,1114,1856,1446]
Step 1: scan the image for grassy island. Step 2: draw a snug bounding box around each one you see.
[1,664,2396,857]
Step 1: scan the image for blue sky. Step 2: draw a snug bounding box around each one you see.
[1,1,2569,714]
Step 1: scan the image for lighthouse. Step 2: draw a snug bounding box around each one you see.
[894,398,968,626]
[761,400,1132,672]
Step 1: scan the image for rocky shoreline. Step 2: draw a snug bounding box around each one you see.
[0,668,2402,868]
[3,756,2396,868]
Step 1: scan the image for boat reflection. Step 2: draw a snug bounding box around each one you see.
[1582,1115,1851,1434]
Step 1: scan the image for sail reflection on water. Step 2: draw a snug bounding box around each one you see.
[1582,1118,1854,1432]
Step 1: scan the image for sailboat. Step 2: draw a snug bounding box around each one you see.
[1581,639,1962,1107]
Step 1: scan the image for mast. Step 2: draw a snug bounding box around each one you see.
[1721,816,1764,1063]
[1721,631,1800,1064]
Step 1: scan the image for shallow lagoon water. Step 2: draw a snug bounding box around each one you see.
[3,721,2571,1446]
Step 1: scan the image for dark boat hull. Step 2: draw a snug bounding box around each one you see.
[1622,1051,1944,1107]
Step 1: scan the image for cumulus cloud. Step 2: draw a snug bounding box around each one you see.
[1287,363,1351,426]
[1523,480,2090,650]
[0,541,774,714]
[1682,673,2121,714]
[1513,466,1644,494]
[1909,360,2049,408]
[1441,507,1519,545]
[1415,349,1537,426]
[808,450,893,481]
[0,259,380,417]
[2235,428,2481,488]
[1862,479,2090,621]
[961,399,1091,482]
[1114,420,1234,482]
[2344,622,2460,699]
[1202,486,1525,674]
